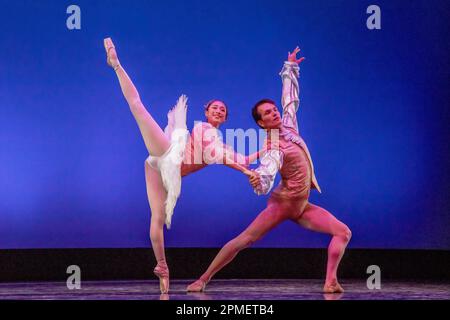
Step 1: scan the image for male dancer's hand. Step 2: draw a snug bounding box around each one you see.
[288,46,305,64]
[248,171,261,189]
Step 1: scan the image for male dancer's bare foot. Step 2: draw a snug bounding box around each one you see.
[323,279,344,293]
[103,37,120,69]
[186,279,207,292]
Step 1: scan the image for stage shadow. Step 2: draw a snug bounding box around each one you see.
[323,293,344,300]
[186,292,213,300]
[159,293,170,300]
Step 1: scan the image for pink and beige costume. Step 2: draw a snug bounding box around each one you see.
[146,102,248,228]
[187,61,351,291]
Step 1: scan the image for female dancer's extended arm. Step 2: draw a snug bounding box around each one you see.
[222,149,262,173]
[247,151,261,164]
[104,37,170,157]
[217,144,265,177]
[223,158,252,175]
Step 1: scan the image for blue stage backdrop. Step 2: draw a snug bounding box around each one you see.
[0,0,449,249]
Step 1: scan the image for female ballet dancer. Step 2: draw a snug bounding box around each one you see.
[103,38,261,294]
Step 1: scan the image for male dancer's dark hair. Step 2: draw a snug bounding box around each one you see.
[252,98,276,127]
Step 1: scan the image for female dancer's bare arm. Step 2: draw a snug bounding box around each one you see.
[247,150,262,164]
[223,147,264,171]
[221,149,264,177]
[224,159,252,175]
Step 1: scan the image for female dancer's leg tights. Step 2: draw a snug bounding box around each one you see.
[145,161,168,265]
[114,65,170,156]
[113,64,170,266]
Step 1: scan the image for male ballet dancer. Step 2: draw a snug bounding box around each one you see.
[187,47,352,293]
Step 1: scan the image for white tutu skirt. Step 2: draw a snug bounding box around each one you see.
[146,95,189,229]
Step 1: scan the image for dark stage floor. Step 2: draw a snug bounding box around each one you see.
[0,279,448,300]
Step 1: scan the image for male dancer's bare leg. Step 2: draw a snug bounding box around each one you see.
[187,203,285,292]
[295,203,352,293]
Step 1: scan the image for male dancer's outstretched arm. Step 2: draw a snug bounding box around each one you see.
[280,46,303,132]
[249,47,304,194]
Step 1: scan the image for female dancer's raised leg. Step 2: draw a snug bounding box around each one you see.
[104,37,170,156]
[104,37,171,293]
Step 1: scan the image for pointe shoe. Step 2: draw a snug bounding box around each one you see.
[103,37,120,70]
[186,279,207,292]
[323,281,344,293]
[154,263,170,294]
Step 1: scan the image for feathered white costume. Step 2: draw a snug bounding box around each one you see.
[146,95,189,229]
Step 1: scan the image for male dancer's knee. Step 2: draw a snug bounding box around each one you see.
[328,226,351,260]
[332,225,352,247]
[231,233,257,252]
[340,226,352,243]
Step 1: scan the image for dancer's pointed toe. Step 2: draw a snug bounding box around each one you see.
[154,263,170,294]
[103,37,120,70]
